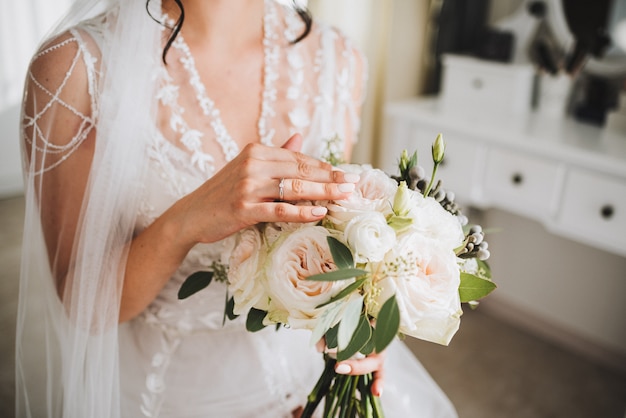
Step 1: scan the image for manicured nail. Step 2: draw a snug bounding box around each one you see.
[338,183,355,193]
[343,173,360,183]
[312,207,327,216]
[335,364,351,374]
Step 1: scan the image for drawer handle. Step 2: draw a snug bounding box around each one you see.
[511,173,524,185]
[600,204,614,220]
[472,78,483,89]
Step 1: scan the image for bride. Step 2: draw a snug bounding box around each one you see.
[16,0,458,417]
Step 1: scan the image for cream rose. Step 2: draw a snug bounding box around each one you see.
[326,167,397,229]
[344,212,396,263]
[227,227,269,315]
[373,233,462,346]
[264,225,349,330]
[405,192,465,251]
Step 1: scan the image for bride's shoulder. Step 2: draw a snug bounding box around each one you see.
[29,12,111,80]
[26,13,111,108]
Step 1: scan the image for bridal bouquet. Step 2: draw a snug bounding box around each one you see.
[179,134,496,417]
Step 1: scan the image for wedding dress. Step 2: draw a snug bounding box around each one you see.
[16,1,458,417]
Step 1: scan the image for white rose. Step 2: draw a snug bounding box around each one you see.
[227,227,269,315]
[326,167,397,230]
[264,225,349,330]
[356,168,398,202]
[325,194,388,230]
[373,233,462,346]
[405,192,465,251]
[344,212,396,263]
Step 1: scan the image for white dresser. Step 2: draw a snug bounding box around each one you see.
[382,98,626,258]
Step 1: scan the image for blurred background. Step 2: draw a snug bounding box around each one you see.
[1,0,626,417]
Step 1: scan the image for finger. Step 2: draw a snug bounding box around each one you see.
[255,159,360,186]
[243,142,327,170]
[372,368,385,397]
[279,178,356,201]
[251,202,328,223]
[281,133,303,152]
[334,353,385,377]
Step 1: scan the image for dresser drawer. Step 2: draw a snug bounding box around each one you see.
[441,54,534,116]
[482,147,561,219]
[554,169,626,255]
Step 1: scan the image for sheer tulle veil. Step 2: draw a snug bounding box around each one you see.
[16,0,162,416]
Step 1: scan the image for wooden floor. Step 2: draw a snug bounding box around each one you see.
[1,195,625,417]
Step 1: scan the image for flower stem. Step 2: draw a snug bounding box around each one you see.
[423,163,439,197]
[301,356,337,418]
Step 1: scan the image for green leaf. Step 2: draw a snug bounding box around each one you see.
[306,268,367,282]
[337,296,364,351]
[178,271,213,300]
[387,215,413,232]
[225,295,239,321]
[459,273,497,303]
[325,324,339,349]
[246,308,268,332]
[337,316,373,361]
[327,236,354,269]
[310,300,344,346]
[374,295,400,353]
[360,334,375,356]
[315,277,367,309]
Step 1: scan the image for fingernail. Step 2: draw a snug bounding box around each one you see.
[312,207,327,216]
[335,363,351,374]
[375,387,383,398]
[344,173,360,183]
[338,183,355,193]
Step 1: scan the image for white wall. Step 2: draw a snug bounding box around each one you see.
[0,104,23,198]
[0,0,71,198]
[479,209,626,370]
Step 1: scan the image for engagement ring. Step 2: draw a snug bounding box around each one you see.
[278,178,285,201]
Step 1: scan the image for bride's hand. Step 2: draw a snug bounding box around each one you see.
[315,340,386,398]
[335,352,386,398]
[171,133,359,246]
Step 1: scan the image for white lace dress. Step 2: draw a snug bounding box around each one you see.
[20,1,458,417]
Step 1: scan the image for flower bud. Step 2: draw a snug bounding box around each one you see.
[393,181,412,217]
[399,149,410,173]
[432,133,445,164]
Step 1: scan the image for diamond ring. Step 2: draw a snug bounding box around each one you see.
[278,178,285,201]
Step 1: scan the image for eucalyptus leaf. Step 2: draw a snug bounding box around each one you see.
[310,300,344,346]
[337,316,372,361]
[374,295,400,353]
[360,334,375,356]
[315,277,367,309]
[306,268,367,282]
[327,236,354,269]
[325,324,339,349]
[459,273,496,302]
[225,295,239,321]
[324,324,339,348]
[246,308,268,332]
[177,271,213,300]
[337,296,364,351]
